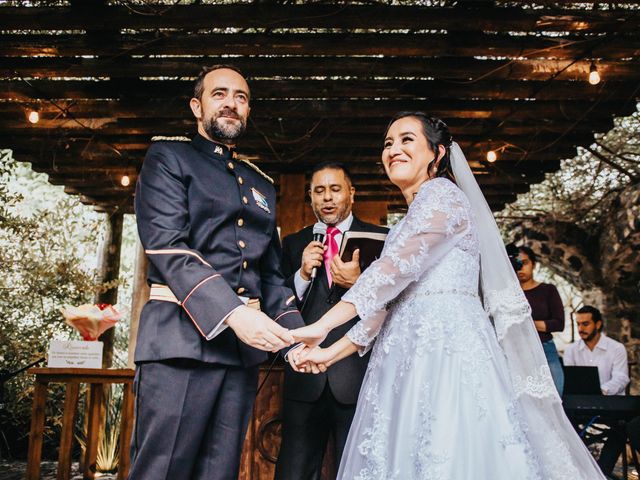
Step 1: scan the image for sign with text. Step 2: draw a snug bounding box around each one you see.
[47,340,103,368]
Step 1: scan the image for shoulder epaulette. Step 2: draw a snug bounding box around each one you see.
[239,158,274,184]
[151,136,191,142]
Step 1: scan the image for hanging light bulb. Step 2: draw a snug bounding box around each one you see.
[486,150,497,163]
[28,110,40,124]
[120,175,131,187]
[588,62,600,85]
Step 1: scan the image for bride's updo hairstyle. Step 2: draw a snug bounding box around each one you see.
[384,112,455,183]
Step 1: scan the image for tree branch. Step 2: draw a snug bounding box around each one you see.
[585,145,639,183]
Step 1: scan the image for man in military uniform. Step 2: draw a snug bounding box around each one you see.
[129,65,304,480]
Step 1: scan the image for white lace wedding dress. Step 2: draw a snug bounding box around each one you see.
[339,178,604,480]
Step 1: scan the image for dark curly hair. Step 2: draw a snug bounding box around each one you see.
[384,112,455,183]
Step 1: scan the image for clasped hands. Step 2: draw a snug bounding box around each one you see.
[226,306,335,372]
[226,305,295,352]
[287,322,335,374]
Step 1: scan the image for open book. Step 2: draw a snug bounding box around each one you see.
[339,231,388,271]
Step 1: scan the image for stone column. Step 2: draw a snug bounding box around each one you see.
[95,211,124,369]
[128,238,149,368]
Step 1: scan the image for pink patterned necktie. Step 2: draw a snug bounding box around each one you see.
[324,226,340,287]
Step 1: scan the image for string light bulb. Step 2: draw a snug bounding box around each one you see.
[486,150,497,163]
[28,110,40,124]
[588,62,600,85]
[120,175,131,187]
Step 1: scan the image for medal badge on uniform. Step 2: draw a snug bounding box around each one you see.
[251,187,270,214]
[214,145,224,155]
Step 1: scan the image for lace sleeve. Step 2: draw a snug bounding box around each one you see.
[343,179,470,354]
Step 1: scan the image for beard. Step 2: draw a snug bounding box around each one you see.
[203,108,246,145]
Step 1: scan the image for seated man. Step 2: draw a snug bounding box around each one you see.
[564,305,629,396]
[564,305,630,476]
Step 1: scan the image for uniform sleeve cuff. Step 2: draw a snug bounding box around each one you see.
[181,274,243,338]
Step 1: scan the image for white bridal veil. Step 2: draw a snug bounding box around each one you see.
[450,142,605,479]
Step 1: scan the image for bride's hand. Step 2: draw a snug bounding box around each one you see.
[290,322,330,349]
[290,345,335,374]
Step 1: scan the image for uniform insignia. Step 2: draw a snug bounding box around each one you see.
[251,187,271,214]
[151,136,190,142]
[214,145,224,155]
[239,158,274,184]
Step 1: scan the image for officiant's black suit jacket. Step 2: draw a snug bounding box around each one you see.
[281,216,388,404]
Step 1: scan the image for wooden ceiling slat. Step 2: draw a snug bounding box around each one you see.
[2,78,639,102]
[1,98,633,120]
[2,4,638,33]
[1,32,638,60]
[0,118,615,137]
[2,57,639,82]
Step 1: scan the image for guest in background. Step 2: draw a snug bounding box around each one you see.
[564,305,629,395]
[564,305,629,475]
[517,246,565,394]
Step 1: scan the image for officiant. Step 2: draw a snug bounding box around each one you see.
[275,162,388,480]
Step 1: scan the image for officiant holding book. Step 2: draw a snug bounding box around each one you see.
[275,162,388,480]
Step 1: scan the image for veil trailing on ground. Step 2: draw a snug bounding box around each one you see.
[450,142,605,479]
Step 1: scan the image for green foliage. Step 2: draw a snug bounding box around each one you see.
[498,105,640,229]
[0,151,103,456]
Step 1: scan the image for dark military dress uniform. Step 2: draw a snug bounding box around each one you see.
[129,134,304,480]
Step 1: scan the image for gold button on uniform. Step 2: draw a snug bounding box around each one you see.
[227,162,234,170]
[238,176,244,185]
[238,240,246,248]
[237,287,246,294]
[242,260,248,269]
[242,196,248,204]
[237,218,244,227]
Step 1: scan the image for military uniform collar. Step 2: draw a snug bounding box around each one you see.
[192,133,238,160]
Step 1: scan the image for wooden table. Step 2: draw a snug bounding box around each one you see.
[26,368,135,480]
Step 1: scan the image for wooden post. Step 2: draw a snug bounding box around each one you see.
[128,238,149,368]
[353,200,388,226]
[26,379,47,480]
[57,383,80,480]
[278,173,311,238]
[95,211,124,369]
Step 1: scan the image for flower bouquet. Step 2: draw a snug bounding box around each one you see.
[60,303,121,341]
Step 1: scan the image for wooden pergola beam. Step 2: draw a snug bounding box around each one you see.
[1,32,638,60]
[2,78,638,102]
[1,98,633,119]
[2,57,639,82]
[2,4,638,32]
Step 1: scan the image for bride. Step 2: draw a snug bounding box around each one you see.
[289,112,605,479]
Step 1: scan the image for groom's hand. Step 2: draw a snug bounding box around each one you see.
[226,306,294,352]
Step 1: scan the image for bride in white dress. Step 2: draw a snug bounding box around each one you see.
[290,113,605,479]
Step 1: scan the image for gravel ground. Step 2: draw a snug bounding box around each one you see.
[0,461,116,480]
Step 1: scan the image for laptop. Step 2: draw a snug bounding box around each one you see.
[563,366,602,395]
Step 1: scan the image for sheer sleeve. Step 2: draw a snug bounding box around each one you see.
[343,179,471,354]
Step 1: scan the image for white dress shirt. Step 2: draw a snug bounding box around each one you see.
[563,334,629,395]
[294,213,354,299]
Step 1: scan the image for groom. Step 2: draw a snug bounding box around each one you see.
[130,65,303,480]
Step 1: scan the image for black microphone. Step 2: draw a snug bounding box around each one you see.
[311,222,327,280]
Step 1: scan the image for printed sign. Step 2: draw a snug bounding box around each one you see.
[47,340,103,368]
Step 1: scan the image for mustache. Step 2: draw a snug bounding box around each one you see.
[217,108,240,120]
